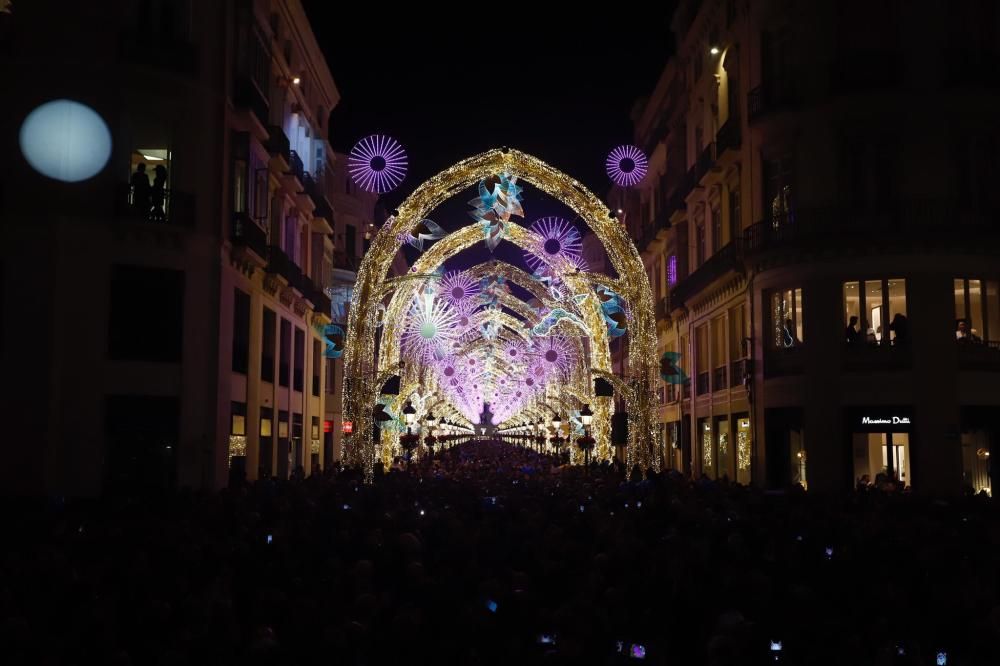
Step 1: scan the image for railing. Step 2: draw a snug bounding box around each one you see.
[670,240,742,307]
[743,202,1000,256]
[957,339,1000,371]
[266,245,303,292]
[116,184,194,227]
[730,358,750,387]
[231,211,267,259]
[287,150,306,182]
[263,125,290,163]
[843,341,912,372]
[712,366,728,391]
[716,117,741,156]
[696,371,710,395]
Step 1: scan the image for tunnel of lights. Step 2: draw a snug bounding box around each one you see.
[342,149,657,480]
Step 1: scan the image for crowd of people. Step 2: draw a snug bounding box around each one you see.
[1,440,998,665]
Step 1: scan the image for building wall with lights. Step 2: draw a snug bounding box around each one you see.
[0,0,343,495]
[627,0,999,494]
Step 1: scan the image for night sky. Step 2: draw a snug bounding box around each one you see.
[303,5,676,270]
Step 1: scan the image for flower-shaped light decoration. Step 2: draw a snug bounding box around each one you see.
[523,216,586,273]
[400,218,447,251]
[440,270,479,307]
[348,135,408,193]
[534,334,576,378]
[502,339,527,366]
[401,287,459,362]
[468,172,525,251]
[605,144,648,187]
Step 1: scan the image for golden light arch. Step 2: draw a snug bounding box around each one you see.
[342,148,659,480]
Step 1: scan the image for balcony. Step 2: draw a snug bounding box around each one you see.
[712,366,728,391]
[233,75,269,127]
[263,125,291,163]
[696,372,710,395]
[231,212,267,260]
[742,201,1000,258]
[747,83,799,122]
[670,240,742,307]
[730,358,750,387]
[957,339,1000,372]
[843,342,912,372]
[716,117,741,156]
[116,184,194,227]
[266,245,304,292]
[694,142,716,184]
[287,150,306,183]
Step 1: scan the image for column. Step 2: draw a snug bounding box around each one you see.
[245,289,263,480]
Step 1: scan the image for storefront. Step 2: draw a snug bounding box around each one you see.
[846,406,913,488]
[961,407,995,496]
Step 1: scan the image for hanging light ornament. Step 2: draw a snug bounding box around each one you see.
[401,286,459,361]
[468,172,524,251]
[347,134,408,193]
[605,144,648,187]
[523,216,586,272]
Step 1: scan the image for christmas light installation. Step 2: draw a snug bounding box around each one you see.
[534,335,576,378]
[523,216,585,272]
[348,134,408,193]
[401,286,459,361]
[342,148,659,481]
[605,145,648,187]
[401,218,446,251]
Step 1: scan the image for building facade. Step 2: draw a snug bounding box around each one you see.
[0,0,340,494]
[627,0,998,494]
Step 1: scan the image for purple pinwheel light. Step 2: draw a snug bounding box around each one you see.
[606,145,648,187]
[440,270,479,306]
[347,135,408,193]
[524,217,586,273]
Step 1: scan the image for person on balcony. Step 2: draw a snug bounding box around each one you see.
[130,163,151,217]
[845,315,861,347]
[889,313,910,346]
[150,165,168,222]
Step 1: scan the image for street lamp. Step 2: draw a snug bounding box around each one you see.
[401,401,418,466]
[403,401,416,433]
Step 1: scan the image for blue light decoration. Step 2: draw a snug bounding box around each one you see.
[468,172,524,251]
[532,308,586,336]
[594,285,628,337]
[19,99,112,182]
[478,275,508,308]
[322,324,345,359]
[659,351,687,385]
[400,218,447,251]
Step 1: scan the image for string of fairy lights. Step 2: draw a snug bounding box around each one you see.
[340,144,658,480]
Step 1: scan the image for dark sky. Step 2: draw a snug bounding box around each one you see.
[303,6,676,207]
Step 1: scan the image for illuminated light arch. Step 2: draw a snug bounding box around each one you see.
[343,149,658,480]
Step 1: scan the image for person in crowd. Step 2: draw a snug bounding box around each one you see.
[150,164,168,221]
[889,313,910,346]
[956,318,981,344]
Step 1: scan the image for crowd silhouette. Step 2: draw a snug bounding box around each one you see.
[1,440,997,665]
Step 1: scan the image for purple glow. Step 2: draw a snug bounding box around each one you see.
[606,145,648,187]
[524,217,586,272]
[667,255,677,286]
[347,135,408,193]
[440,270,479,306]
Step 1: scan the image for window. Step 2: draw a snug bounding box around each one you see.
[716,416,732,480]
[667,255,678,286]
[955,278,1000,343]
[696,324,710,394]
[712,316,727,390]
[728,304,747,359]
[231,401,246,435]
[728,187,741,243]
[311,416,320,440]
[843,279,907,346]
[262,307,276,382]
[293,327,305,392]
[711,203,722,254]
[769,288,803,349]
[699,418,712,474]
[763,154,794,228]
[279,318,291,387]
[109,265,183,362]
[312,339,321,396]
[736,415,752,484]
[326,359,337,395]
[284,215,298,261]
[232,288,250,374]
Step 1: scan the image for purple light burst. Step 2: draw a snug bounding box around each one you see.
[347,135,408,193]
[523,217,586,273]
[439,270,479,306]
[606,145,648,187]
